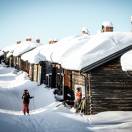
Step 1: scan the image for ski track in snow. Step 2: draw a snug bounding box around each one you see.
[0,102,62,116]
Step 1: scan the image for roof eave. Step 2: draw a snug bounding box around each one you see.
[81,45,132,73]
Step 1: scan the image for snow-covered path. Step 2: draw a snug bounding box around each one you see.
[1,65,132,132]
[0,65,89,132]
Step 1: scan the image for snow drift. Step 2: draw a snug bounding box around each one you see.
[121,50,132,71]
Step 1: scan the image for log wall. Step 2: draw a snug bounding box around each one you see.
[86,57,132,114]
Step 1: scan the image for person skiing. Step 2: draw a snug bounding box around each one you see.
[22,89,34,115]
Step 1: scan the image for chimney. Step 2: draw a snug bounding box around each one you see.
[26,38,32,41]
[48,39,58,44]
[101,21,113,32]
[36,39,40,43]
[16,41,21,44]
[81,27,89,35]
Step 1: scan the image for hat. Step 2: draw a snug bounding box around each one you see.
[24,89,28,91]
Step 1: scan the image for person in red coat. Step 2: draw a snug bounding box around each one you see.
[22,89,34,115]
[74,87,82,112]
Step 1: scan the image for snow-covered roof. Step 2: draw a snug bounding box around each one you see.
[121,50,132,71]
[51,34,91,64]
[13,41,41,57]
[55,32,132,71]
[102,21,113,27]
[21,34,90,64]
[20,32,132,70]
[21,45,46,64]
[2,45,17,52]
[6,52,13,58]
[39,44,56,62]
[21,44,56,64]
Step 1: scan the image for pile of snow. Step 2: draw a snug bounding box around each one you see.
[13,41,42,57]
[120,50,132,71]
[53,32,132,70]
[51,34,91,64]
[15,71,29,81]
[21,43,57,63]
[6,51,13,58]
[21,45,46,64]
[85,111,132,131]
[39,44,57,62]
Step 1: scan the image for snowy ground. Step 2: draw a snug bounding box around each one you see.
[0,65,132,132]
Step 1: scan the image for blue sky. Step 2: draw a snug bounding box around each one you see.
[0,0,132,48]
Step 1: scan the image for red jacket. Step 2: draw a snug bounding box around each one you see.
[75,91,82,101]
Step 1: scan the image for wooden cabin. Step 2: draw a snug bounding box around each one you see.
[81,45,132,115]
[28,61,52,85]
[13,48,35,70]
[12,38,40,71]
[8,55,14,67]
[43,62,60,88]
[56,64,63,91]
[0,53,4,64]
[44,62,52,87]
[29,63,34,81]
[20,60,30,73]
[13,56,18,69]
[3,51,9,65]
[32,62,46,85]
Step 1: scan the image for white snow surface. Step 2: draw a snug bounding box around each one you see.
[121,50,132,71]
[0,65,87,132]
[6,52,13,58]
[55,32,132,70]
[21,44,56,64]
[51,34,91,64]
[13,41,42,57]
[0,65,132,131]
[21,45,46,64]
